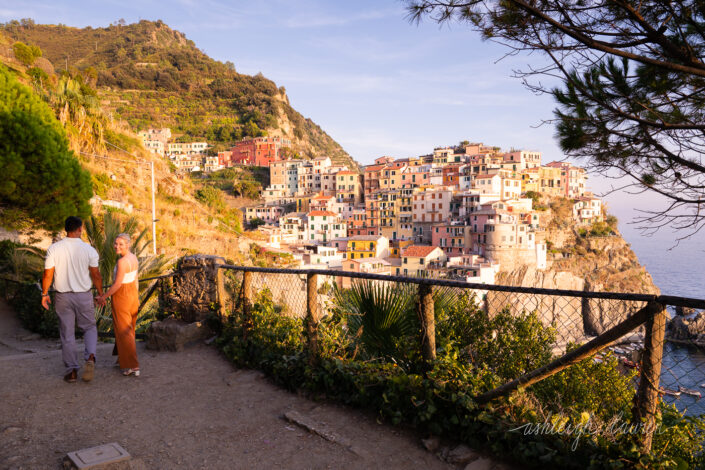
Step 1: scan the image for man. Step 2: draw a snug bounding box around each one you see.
[41,216,104,383]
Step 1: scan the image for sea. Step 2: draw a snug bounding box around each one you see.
[608,202,705,416]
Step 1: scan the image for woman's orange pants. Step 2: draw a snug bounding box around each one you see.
[111,281,139,369]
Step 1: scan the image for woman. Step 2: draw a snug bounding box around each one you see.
[97,233,140,376]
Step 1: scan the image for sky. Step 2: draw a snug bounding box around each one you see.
[0,0,562,163]
[2,0,704,254]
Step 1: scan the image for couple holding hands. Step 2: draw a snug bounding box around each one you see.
[41,216,141,382]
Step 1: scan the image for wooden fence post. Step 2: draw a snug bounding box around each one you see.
[306,273,319,365]
[215,268,228,319]
[418,283,436,367]
[242,271,253,339]
[632,301,667,453]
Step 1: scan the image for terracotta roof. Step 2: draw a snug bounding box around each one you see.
[308,210,338,217]
[313,194,334,200]
[401,245,440,258]
[364,165,386,172]
[475,174,499,179]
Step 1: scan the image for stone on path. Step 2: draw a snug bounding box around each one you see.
[446,444,481,465]
[145,317,211,351]
[64,443,130,469]
[421,436,441,452]
[464,457,495,470]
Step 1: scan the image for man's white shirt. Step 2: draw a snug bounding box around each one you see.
[45,237,99,292]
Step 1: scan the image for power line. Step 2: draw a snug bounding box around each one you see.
[78,151,150,166]
[79,141,159,255]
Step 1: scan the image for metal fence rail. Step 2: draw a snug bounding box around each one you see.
[215,264,705,452]
[4,265,704,454]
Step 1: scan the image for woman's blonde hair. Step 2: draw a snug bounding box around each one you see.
[116,233,131,244]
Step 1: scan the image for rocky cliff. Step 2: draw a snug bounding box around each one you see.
[488,200,659,347]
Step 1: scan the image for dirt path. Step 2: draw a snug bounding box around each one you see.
[0,300,511,469]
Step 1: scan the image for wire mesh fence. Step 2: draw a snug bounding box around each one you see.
[215,264,705,450]
[3,262,703,452]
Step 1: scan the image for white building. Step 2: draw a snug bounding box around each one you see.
[573,196,603,224]
[307,210,347,243]
[168,142,208,155]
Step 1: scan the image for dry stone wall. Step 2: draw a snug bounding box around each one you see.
[163,254,224,322]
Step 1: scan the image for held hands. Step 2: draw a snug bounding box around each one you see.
[94,295,107,307]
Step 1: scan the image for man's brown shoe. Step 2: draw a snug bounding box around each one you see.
[64,369,77,383]
[82,355,95,382]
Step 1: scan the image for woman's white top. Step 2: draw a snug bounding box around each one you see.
[122,268,138,284]
[115,257,138,284]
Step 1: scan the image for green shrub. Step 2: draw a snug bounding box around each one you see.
[438,295,555,381]
[605,215,618,229]
[11,283,59,337]
[195,185,225,211]
[249,217,265,229]
[13,41,42,66]
[534,347,636,421]
[26,66,49,83]
[215,283,705,469]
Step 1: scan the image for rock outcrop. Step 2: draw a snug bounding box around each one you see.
[489,212,659,345]
[666,312,705,346]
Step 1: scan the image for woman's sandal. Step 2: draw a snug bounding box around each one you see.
[122,368,140,377]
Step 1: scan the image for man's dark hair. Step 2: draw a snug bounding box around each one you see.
[64,216,83,233]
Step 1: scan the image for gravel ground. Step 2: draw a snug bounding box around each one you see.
[0,299,523,470]
[0,299,456,469]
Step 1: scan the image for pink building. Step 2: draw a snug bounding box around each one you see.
[400,165,430,188]
[412,187,453,224]
[431,223,472,257]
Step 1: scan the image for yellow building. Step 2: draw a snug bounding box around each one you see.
[521,168,540,193]
[539,166,563,196]
[335,171,362,204]
[347,235,390,260]
[296,195,312,213]
[379,167,406,191]
[389,239,414,258]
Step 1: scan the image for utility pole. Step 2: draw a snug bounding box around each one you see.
[151,160,157,255]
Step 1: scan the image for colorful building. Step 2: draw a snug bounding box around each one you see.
[346,235,390,260]
[230,136,292,167]
[398,245,447,277]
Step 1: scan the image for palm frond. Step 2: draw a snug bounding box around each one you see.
[334,280,419,361]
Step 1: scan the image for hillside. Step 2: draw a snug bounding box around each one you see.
[0,19,357,169]
[0,34,263,264]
